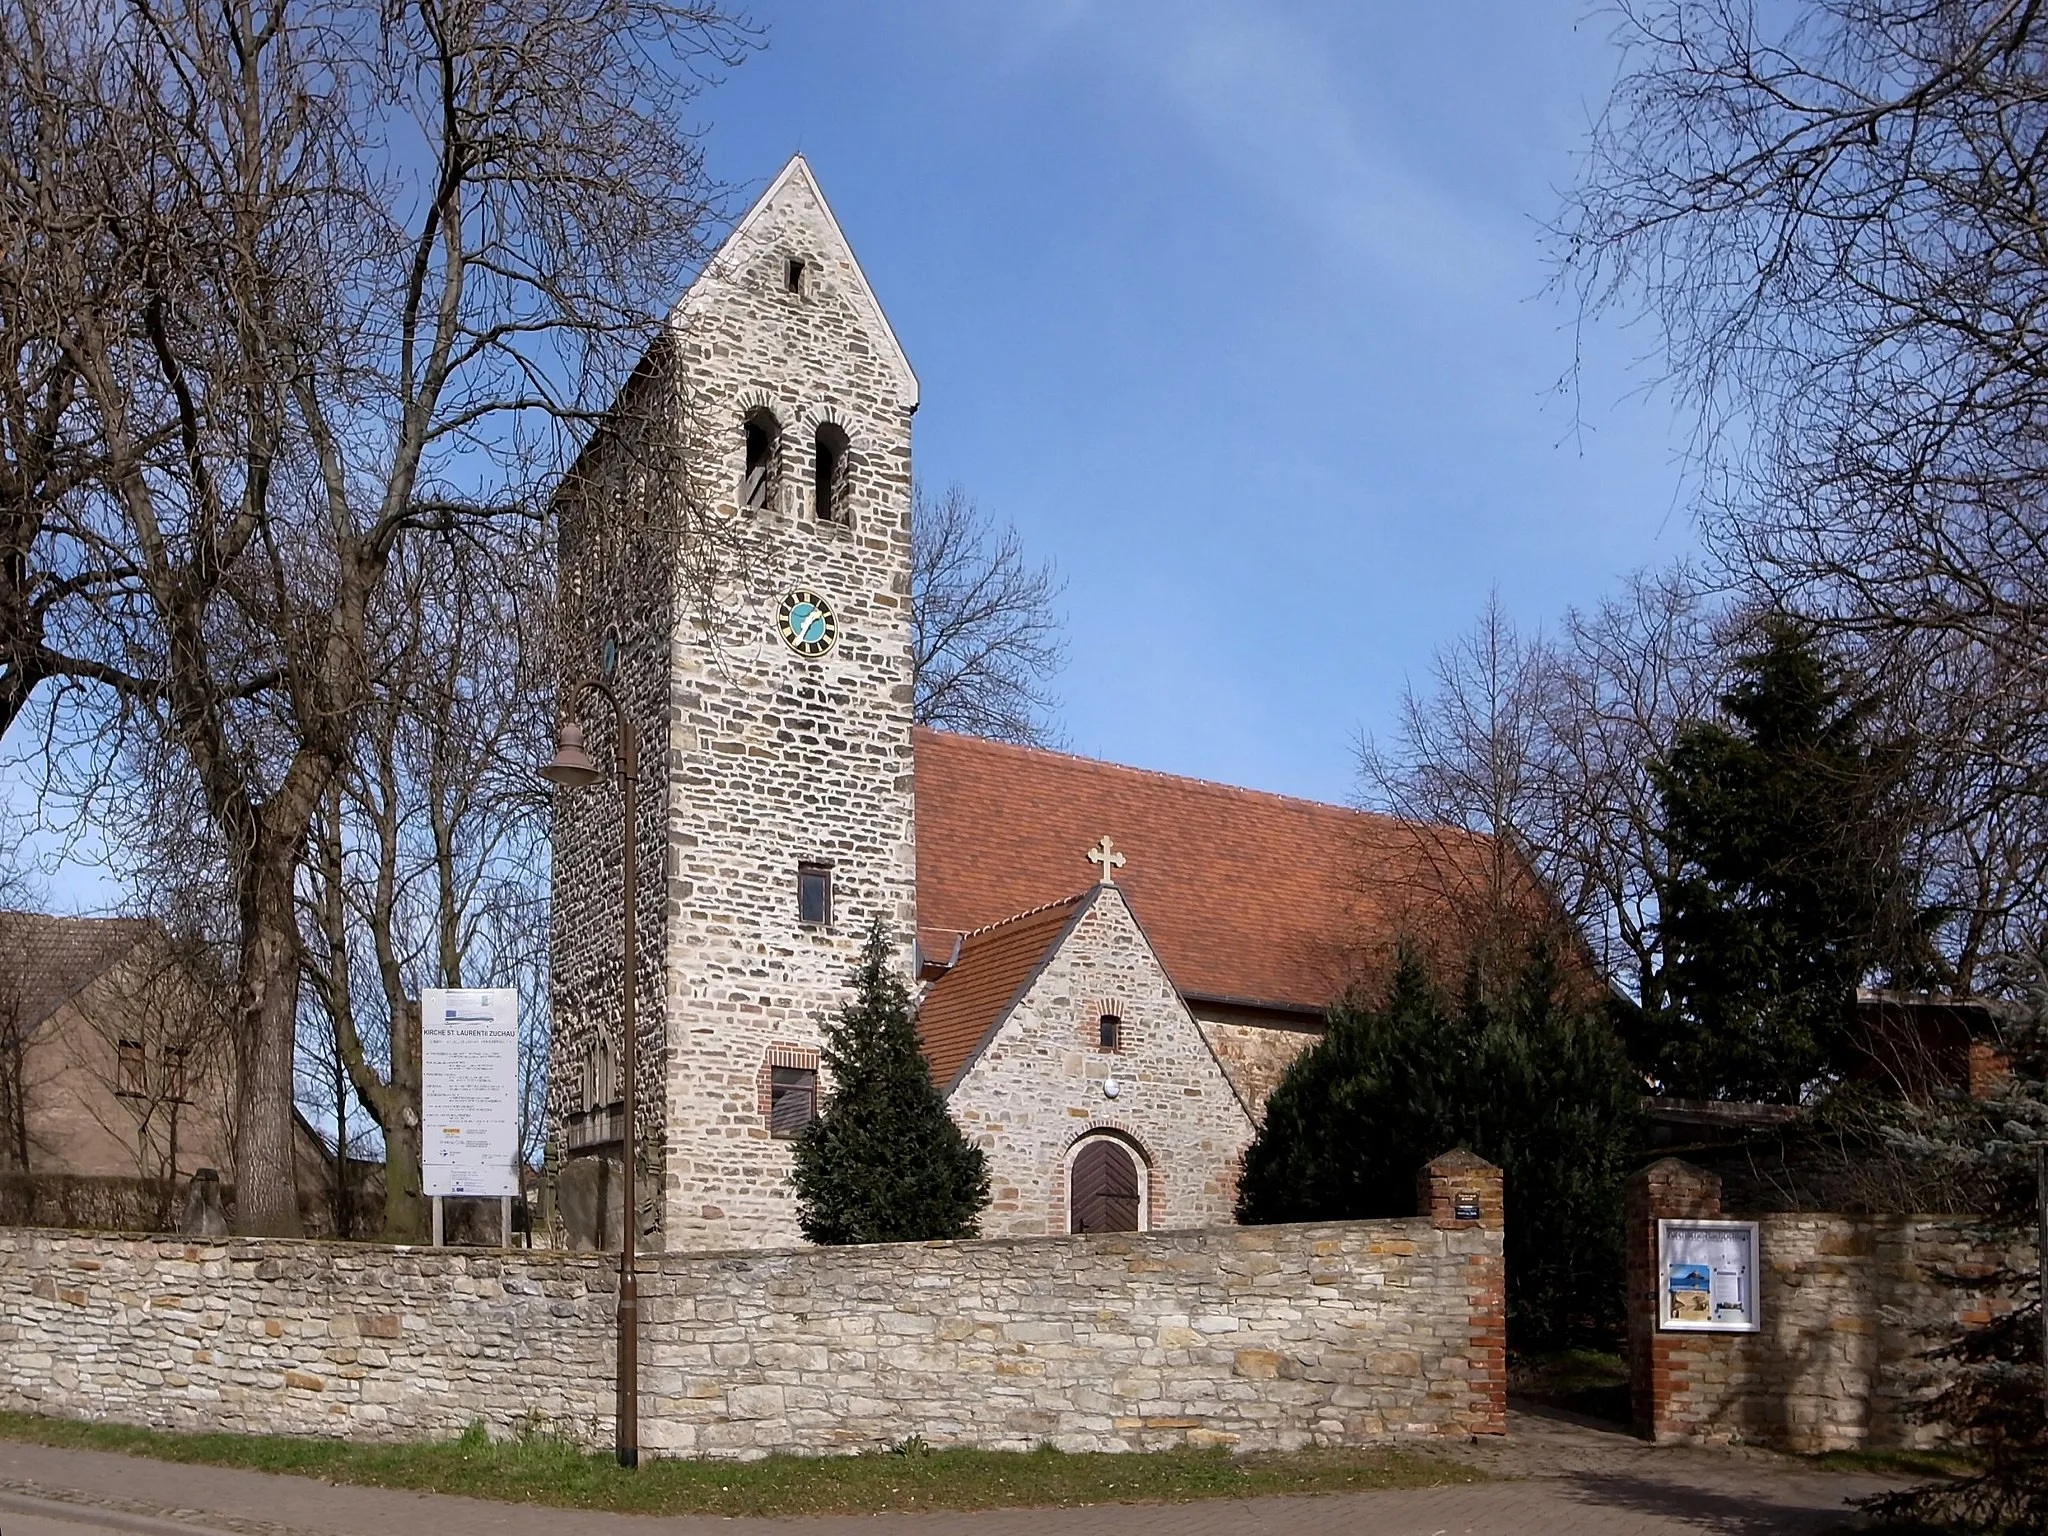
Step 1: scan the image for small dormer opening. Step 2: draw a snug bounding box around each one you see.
[785,257,806,294]
[813,423,848,523]
[741,408,779,509]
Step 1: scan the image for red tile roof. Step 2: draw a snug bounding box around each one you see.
[914,729,1488,1015]
[915,894,1089,1090]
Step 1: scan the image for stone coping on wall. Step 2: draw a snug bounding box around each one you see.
[0,1213,1459,1262]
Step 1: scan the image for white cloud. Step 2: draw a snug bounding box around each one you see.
[973,0,1518,295]
[1137,2,1515,294]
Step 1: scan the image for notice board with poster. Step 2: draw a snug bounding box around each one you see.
[1657,1218,1761,1332]
[421,987,521,1198]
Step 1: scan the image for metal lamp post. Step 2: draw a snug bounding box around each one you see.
[540,683,640,1470]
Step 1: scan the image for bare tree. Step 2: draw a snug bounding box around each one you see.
[1544,570,1730,1012]
[1,0,752,1232]
[0,6,165,744]
[1359,591,1566,979]
[911,483,1065,746]
[297,528,553,1240]
[1360,572,1729,1001]
[1560,0,2048,975]
[0,945,31,1174]
[0,836,46,1172]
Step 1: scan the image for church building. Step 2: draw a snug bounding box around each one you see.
[547,156,1480,1253]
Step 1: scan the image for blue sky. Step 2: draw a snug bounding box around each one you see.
[698,1,1696,804]
[10,1,1701,910]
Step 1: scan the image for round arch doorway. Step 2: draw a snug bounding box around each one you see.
[1067,1135,1147,1234]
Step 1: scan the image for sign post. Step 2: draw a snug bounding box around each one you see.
[421,987,522,1244]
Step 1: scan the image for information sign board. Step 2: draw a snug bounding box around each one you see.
[421,987,521,1198]
[1656,1218,1760,1332]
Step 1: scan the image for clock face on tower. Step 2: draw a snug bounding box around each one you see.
[777,589,838,658]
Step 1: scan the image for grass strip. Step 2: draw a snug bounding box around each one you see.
[0,1412,1484,1517]
[1809,1446,1975,1480]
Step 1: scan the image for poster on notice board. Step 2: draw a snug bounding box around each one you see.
[421,987,521,1198]
[1657,1218,1760,1333]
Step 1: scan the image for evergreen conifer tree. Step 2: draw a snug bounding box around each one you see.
[1235,948,1464,1224]
[1236,941,1642,1346]
[789,919,989,1244]
[1647,620,1929,1101]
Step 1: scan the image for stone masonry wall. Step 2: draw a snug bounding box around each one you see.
[547,361,688,1249]
[947,887,1255,1235]
[1626,1158,2029,1453]
[1193,1016,1321,1120]
[0,1192,1504,1458]
[0,1232,620,1441]
[656,159,920,1252]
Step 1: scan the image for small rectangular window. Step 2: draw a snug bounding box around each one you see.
[797,863,833,925]
[165,1045,190,1104]
[770,1066,817,1136]
[785,257,806,293]
[1098,1014,1121,1051]
[116,1039,145,1097]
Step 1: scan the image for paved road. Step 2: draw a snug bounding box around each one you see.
[0,1411,1902,1536]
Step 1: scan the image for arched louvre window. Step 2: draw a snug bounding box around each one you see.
[741,410,780,509]
[1069,1138,1142,1233]
[813,422,848,523]
[582,1034,618,1110]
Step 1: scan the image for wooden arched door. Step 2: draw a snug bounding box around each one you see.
[1069,1138,1142,1233]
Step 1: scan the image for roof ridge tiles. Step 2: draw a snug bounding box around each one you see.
[958,890,1089,942]
[912,726,1470,839]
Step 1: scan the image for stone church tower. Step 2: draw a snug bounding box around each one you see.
[550,155,919,1252]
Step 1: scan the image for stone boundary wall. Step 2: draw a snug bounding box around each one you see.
[1625,1158,2028,1453]
[0,1161,1504,1459]
[0,1233,622,1441]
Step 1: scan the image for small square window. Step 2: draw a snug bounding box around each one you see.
[1098,1014,1121,1051]
[785,257,806,294]
[770,1066,817,1136]
[797,862,833,925]
[116,1039,145,1097]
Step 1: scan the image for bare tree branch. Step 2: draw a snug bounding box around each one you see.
[910,483,1065,746]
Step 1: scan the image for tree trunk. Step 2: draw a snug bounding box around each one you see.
[231,899,302,1237]
[384,1115,424,1243]
[382,998,424,1242]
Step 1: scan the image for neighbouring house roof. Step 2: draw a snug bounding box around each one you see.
[915,893,1091,1091]
[0,912,152,1032]
[913,728,1494,1017]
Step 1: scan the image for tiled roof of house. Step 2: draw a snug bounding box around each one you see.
[914,728,1490,1015]
[0,912,152,1031]
[915,893,1090,1091]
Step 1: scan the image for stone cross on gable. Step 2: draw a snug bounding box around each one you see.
[1087,835,1126,886]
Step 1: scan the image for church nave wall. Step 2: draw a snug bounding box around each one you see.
[1193,1018,1322,1122]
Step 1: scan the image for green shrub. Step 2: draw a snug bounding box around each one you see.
[790,919,988,1244]
[1237,941,1642,1348]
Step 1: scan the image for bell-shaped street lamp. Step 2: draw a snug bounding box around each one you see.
[540,719,604,789]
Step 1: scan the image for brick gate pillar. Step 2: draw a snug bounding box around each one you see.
[1420,1149,1506,1435]
[1624,1157,1722,1441]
